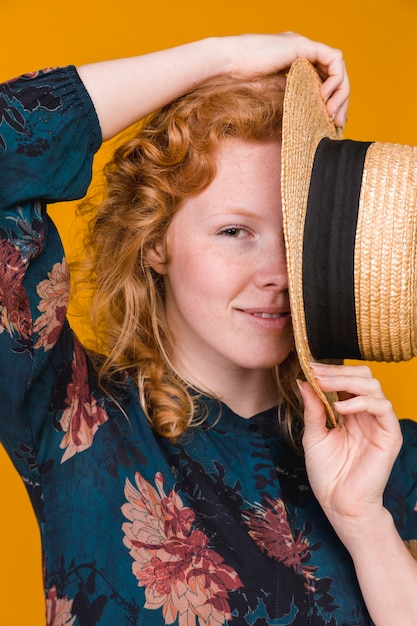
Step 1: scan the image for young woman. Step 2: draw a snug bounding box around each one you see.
[1,33,416,626]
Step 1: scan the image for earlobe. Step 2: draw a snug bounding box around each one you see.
[146,244,168,275]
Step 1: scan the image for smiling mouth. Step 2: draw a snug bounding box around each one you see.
[251,312,289,319]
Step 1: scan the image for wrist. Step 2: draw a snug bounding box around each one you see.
[186,37,228,87]
[330,506,395,554]
[201,35,251,81]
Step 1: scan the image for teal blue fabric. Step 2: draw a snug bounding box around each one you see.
[1,66,417,626]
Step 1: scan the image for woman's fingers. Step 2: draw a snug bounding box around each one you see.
[298,379,328,437]
[227,32,349,127]
[334,394,394,420]
[288,33,349,127]
[308,362,402,450]
[310,362,383,398]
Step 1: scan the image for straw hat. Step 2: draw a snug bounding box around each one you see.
[281,59,417,426]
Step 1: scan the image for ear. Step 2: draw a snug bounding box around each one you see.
[146,243,168,275]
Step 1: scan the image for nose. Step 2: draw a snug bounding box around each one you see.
[253,232,288,291]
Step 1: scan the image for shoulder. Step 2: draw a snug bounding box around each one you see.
[398,418,417,461]
[389,419,417,482]
[385,419,417,531]
[384,419,417,488]
[0,66,101,208]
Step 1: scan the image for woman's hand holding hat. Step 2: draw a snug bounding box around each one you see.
[226,32,349,128]
[299,362,402,529]
[299,362,417,626]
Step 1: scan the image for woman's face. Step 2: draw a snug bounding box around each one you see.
[152,138,293,390]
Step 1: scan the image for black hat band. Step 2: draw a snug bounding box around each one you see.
[302,137,372,360]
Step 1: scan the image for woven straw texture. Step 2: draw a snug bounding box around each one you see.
[355,142,417,361]
[281,59,341,426]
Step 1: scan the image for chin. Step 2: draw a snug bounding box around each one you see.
[238,353,292,371]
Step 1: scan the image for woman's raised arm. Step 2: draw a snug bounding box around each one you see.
[77,33,349,140]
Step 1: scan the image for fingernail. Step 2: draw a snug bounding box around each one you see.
[309,361,327,370]
[296,378,305,396]
[333,399,352,409]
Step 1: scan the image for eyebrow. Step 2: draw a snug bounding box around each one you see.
[211,207,261,218]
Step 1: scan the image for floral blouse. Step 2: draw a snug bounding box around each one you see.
[1,66,417,626]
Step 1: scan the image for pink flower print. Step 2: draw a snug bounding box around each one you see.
[122,472,242,625]
[46,586,76,626]
[0,237,32,339]
[59,339,108,463]
[244,497,318,591]
[34,258,69,350]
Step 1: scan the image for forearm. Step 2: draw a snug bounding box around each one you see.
[77,37,227,140]
[77,33,350,141]
[338,507,417,626]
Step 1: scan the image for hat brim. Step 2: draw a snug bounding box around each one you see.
[281,59,341,426]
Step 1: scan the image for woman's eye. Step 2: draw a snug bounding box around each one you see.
[218,225,249,238]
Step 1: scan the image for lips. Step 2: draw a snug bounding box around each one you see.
[236,307,292,332]
[251,312,287,319]
[240,305,291,317]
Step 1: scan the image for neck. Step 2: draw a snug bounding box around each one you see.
[172,356,279,418]
[216,374,279,417]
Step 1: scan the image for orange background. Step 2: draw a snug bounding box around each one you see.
[2,0,417,623]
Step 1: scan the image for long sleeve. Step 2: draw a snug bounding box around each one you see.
[0,65,101,208]
[0,66,101,472]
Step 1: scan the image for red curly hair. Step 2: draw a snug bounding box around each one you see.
[79,73,304,442]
